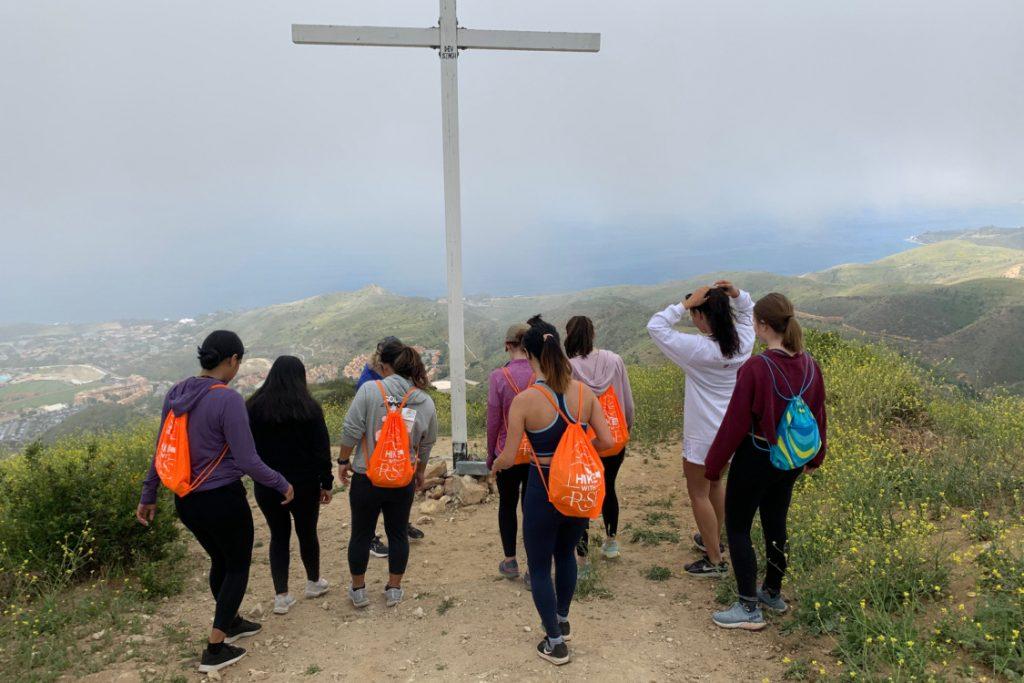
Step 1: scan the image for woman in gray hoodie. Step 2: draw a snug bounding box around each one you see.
[336,339,438,609]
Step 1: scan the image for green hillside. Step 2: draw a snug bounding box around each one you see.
[806,240,1024,291]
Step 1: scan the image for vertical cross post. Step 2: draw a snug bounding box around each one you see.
[437,0,470,467]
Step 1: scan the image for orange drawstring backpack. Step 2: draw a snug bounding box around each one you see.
[154,384,229,497]
[528,383,606,519]
[366,381,418,488]
[501,367,536,465]
[591,385,630,457]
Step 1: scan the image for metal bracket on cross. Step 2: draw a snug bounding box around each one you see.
[292,2,600,477]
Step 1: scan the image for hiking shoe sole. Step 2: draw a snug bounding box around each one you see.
[198,650,246,673]
[223,628,260,644]
[712,616,767,631]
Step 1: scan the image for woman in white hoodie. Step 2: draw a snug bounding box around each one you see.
[646,281,755,577]
[564,316,635,561]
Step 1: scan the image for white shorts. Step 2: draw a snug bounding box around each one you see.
[682,438,712,466]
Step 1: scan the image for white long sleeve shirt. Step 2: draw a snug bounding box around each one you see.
[646,291,756,446]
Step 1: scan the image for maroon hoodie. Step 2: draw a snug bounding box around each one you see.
[705,350,828,481]
[139,376,289,504]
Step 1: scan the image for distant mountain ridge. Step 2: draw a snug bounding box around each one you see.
[3,232,1024,399]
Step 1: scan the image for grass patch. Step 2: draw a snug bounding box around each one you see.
[437,596,456,615]
[629,526,680,547]
[304,664,323,676]
[644,511,675,526]
[645,565,672,582]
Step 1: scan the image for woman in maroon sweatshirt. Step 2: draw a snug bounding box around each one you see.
[704,293,827,631]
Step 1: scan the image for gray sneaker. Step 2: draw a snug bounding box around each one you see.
[757,586,788,613]
[499,559,520,579]
[384,586,404,607]
[712,602,767,631]
[273,593,296,614]
[602,538,621,559]
[348,585,370,609]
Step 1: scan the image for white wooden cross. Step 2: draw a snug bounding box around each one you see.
[293,1,600,475]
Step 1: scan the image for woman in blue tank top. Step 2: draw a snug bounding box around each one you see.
[492,315,614,666]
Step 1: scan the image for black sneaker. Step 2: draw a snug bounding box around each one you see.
[559,620,573,642]
[693,532,726,555]
[536,638,570,666]
[684,556,729,578]
[370,535,389,558]
[198,642,246,673]
[407,524,425,541]
[223,615,261,644]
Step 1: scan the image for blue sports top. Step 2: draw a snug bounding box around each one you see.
[525,382,589,457]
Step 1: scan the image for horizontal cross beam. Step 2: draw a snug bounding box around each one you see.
[292,25,600,53]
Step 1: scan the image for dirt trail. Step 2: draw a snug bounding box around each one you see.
[93,441,792,682]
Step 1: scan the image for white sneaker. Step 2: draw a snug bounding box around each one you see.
[273,594,296,615]
[305,578,329,599]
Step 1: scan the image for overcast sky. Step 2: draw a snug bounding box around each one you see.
[2,0,1023,323]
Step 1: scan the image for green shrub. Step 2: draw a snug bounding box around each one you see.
[0,424,179,584]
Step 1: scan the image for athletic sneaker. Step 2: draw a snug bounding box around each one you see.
[559,620,573,642]
[602,538,621,559]
[348,585,370,609]
[370,535,389,558]
[757,586,788,614]
[693,532,726,555]
[536,638,570,666]
[523,571,532,592]
[712,602,767,631]
[407,524,425,541]
[684,556,729,578]
[499,559,521,579]
[305,578,330,599]
[223,616,261,644]
[273,594,296,615]
[384,586,404,607]
[198,643,246,673]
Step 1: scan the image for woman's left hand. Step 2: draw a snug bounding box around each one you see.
[414,470,426,491]
[320,489,333,505]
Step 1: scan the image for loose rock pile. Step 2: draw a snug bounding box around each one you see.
[417,459,495,515]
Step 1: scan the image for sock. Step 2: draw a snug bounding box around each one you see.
[762,585,780,598]
[385,584,400,591]
[557,614,569,624]
[547,635,565,647]
[207,642,224,654]
[740,596,758,611]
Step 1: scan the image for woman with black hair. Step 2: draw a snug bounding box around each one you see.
[137,331,294,674]
[246,356,333,616]
[337,339,437,609]
[493,316,614,666]
[564,316,634,564]
[647,281,755,577]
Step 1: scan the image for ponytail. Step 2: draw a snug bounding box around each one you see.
[754,293,804,354]
[691,288,741,358]
[522,315,572,394]
[378,339,431,389]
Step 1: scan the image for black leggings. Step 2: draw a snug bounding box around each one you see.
[577,450,625,557]
[348,473,415,576]
[725,439,801,601]
[254,481,321,595]
[496,463,530,558]
[174,481,254,632]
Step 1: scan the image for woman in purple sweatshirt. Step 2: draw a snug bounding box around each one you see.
[136,331,293,675]
[486,323,535,581]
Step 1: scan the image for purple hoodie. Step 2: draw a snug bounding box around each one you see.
[486,358,535,467]
[139,376,289,505]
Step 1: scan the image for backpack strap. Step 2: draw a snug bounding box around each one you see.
[528,384,574,425]
[760,354,797,400]
[189,384,231,490]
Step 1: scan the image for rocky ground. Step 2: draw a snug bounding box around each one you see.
[77,440,803,682]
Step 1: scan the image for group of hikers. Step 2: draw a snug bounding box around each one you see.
[135,283,827,673]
